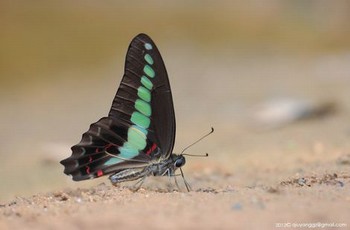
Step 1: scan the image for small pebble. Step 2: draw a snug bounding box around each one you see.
[232,203,243,211]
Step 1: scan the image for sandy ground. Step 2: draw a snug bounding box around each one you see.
[1,162,349,229]
[1,52,350,229]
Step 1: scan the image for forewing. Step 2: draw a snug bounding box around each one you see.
[109,33,176,159]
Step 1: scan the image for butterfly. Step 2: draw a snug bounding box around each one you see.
[61,33,193,191]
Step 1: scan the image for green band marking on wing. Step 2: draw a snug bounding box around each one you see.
[135,99,151,116]
[144,54,154,65]
[130,111,150,129]
[144,65,155,78]
[104,157,122,166]
[137,86,151,102]
[105,43,157,165]
[141,75,153,90]
[125,125,147,150]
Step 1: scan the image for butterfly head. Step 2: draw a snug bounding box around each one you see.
[172,154,186,169]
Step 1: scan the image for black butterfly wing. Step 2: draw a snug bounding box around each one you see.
[60,34,176,181]
[111,34,176,159]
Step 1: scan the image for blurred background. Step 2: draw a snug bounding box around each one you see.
[1,0,350,202]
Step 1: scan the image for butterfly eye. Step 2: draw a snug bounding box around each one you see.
[174,156,186,168]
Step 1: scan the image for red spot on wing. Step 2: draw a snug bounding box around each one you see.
[104,143,117,152]
[97,170,103,177]
[146,143,157,155]
[86,166,90,174]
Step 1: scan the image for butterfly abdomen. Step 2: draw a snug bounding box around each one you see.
[109,167,148,184]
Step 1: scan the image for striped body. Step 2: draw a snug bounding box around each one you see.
[109,154,185,184]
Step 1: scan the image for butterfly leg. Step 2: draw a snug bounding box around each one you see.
[163,168,175,191]
[173,174,181,191]
[179,167,191,192]
[131,176,147,192]
[163,168,185,192]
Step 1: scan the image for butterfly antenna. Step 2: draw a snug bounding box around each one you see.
[180,127,214,155]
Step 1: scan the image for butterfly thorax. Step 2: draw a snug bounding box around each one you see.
[109,154,186,185]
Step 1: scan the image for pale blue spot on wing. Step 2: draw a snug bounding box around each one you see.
[119,147,139,158]
[144,43,153,50]
[104,146,139,166]
[104,157,122,166]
